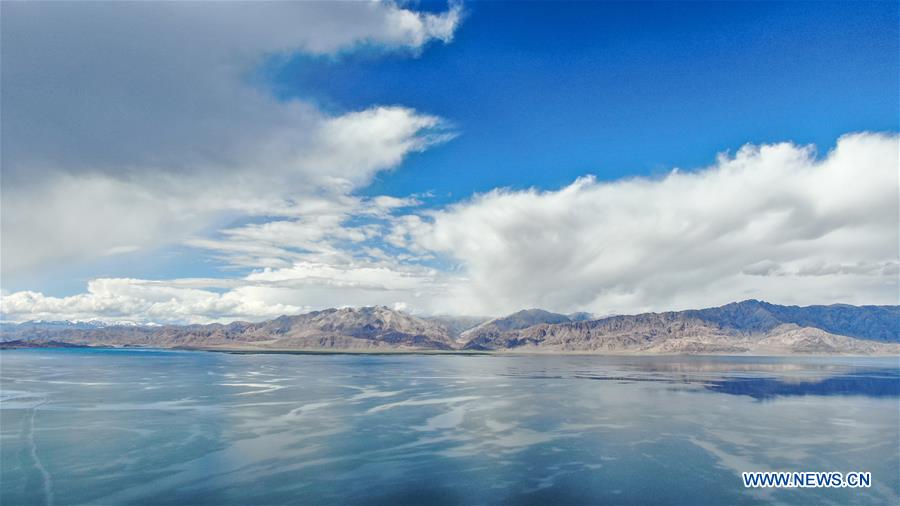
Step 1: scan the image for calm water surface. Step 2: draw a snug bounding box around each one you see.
[1,349,898,505]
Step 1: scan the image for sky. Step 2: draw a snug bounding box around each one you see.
[1,1,898,323]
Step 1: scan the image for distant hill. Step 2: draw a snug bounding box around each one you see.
[566,312,595,322]
[0,319,146,331]
[684,300,900,342]
[0,306,456,351]
[460,309,585,342]
[2,301,898,355]
[463,301,900,354]
[423,315,491,342]
[0,340,89,349]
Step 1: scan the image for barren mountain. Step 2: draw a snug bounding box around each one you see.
[460,309,584,342]
[423,315,491,342]
[682,300,900,342]
[253,306,457,350]
[1,306,456,351]
[463,301,900,354]
[464,312,740,352]
[2,301,897,354]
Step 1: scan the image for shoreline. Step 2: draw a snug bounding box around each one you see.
[2,344,898,358]
[204,348,900,358]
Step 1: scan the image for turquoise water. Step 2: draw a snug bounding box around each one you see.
[1,349,898,505]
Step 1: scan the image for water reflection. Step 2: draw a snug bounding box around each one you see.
[496,355,900,399]
[1,350,897,505]
[705,370,900,399]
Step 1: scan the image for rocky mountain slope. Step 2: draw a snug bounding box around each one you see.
[2,301,898,354]
[257,306,457,349]
[683,300,900,342]
[0,306,456,351]
[463,301,900,354]
[423,314,491,343]
[460,309,590,342]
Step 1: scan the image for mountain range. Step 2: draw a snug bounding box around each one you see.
[1,300,898,355]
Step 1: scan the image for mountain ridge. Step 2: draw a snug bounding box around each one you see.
[459,308,579,342]
[2,300,898,354]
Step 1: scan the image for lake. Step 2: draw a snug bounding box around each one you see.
[1,349,898,505]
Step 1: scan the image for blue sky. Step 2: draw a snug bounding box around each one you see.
[275,1,898,200]
[2,1,898,322]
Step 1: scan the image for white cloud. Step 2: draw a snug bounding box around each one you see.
[0,258,456,323]
[408,132,900,315]
[1,279,303,325]
[1,2,461,275]
[7,132,894,324]
[2,106,447,273]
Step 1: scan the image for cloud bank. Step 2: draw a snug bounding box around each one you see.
[1,2,895,323]
[410,132,899,315]
[3,133,897,323]
[1,1,460,273]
